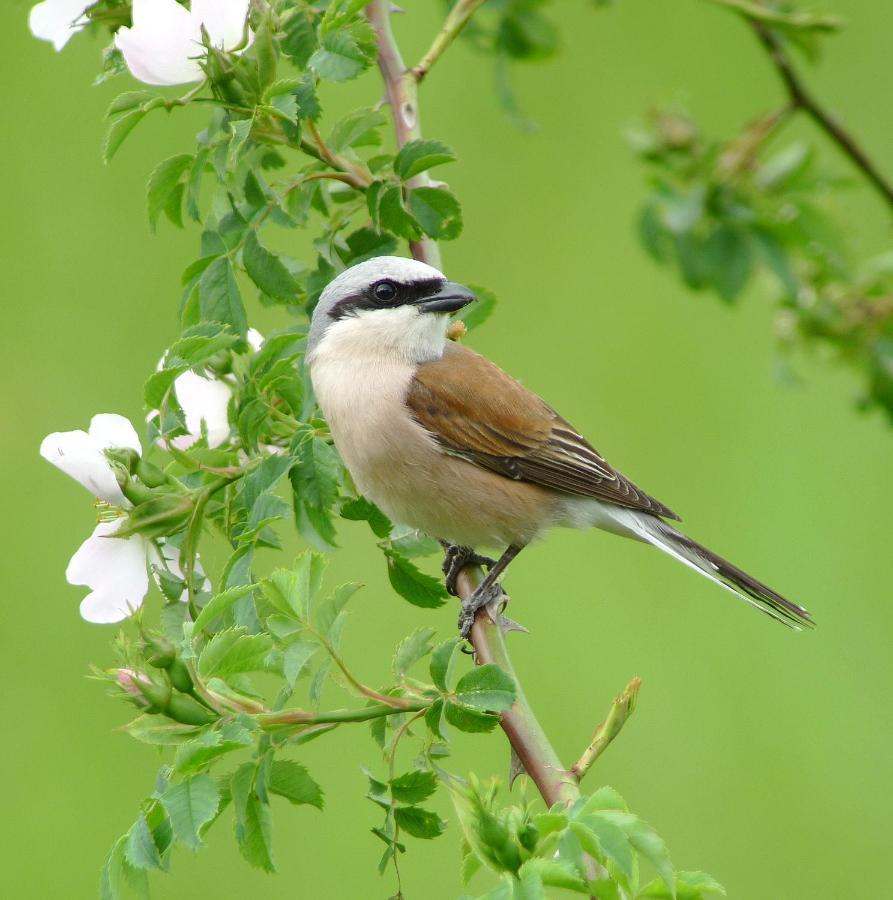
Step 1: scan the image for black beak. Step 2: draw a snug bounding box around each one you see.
[416,281,477,314]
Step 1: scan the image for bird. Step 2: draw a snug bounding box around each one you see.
[306,255,813,638]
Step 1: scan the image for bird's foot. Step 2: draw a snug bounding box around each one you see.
[458,580,507,640]
[441,544,496,597]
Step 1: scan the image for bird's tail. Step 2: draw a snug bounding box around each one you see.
[612,510,814,629]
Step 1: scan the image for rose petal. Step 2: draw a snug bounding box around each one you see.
[40,429,127,505]
[115,0,203,86]
[28,0,90,51]
[66,521,151,623]
[89,413,142,455]
[152,540,211,598]
[247,328,264,351]
[191,0,252,49]
[174,370,232,448]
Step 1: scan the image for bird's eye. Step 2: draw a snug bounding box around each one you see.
[372,280,398,303]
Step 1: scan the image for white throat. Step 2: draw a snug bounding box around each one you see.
[309,305,449,369]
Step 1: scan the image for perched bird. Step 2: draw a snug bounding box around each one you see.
[307,256,813,637]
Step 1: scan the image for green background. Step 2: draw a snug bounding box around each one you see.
[4,1,892,897]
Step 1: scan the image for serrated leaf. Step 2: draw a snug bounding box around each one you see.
[147,154,193,231]
[429,639,461,691]
[315,581,362,637]
[377,185,422,240]
[340,497,392,538]
[444,700,499,733]
[198,628,273,679]
[290,433,341,510]
[268,760,324,809]
[123,716,205,746]
[393,626,436,678]
[407,186,463,239]
[282,8,318,67]
[704,225,753,302]
[199,257,247,336]
[394,805,445,839]
[571,818,633,883]
[104,108,148,163]
[639,870,726,899]
[243,231,300,301]
[160,775,219,851]
[282,640,318,687]
[235,792,275,872]
[383,549,448,608]
[454,664,516,711]
[309,28,373,81]
[294,72,321,120]
[125,814,162,871]
[390,770,437,805]
[106,90,154,118]
[328,107,386,152]
[193,584,257,633]
[394,139,457,181]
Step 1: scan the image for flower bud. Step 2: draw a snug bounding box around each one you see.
[135,458,169,489]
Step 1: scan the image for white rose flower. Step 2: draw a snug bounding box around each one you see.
[115,0,252,86]
[40,413,207,623]
[155,328,263,449]
[28,0,91,51]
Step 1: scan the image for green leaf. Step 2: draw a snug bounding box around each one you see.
[454,664,516,711]
[377,185,422,240]
[254,13,278,90]
[315,581,362,637]
[704,225,753,302]
[104,105,155,163]
[198,627,273,679]
[393,626,436,678]
[263,552,327,620]
[294,72,321,120]
[408,186,463,240]
[290,433,341,510]
[394,805,445,839]
[193,584,257,633]
[571,818,633,884]
[282,8,318,67]
[394,139,457,180]
[444,700,500,733]
[160,775,219,851]
[383,549,448,608]
[639,870,726,899]
[268,760,324,810]
[520,858,588,893]
[429,639,461,691]
[624,816,674,896]
[243,231,300,301]
[309,28,374,81]
[106,91,154,118]
[328,107,386,152]
[147,154,193,231]
[166,321,239,366]
[455,284,497,332]
[199,257,247,336]
[236,792,275,872]
[340,497,392,538]
[282,639,318,687]
[173,725,254,776]
[125,813,162,871]
[390,770,438,805]
[228,117,254,169]
[123,716,204,746]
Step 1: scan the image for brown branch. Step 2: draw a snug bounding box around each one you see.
[455,566,580,809]
[750,20,893,210]
[366,0,442,268]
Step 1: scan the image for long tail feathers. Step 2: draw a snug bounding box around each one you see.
[620,512,814,630]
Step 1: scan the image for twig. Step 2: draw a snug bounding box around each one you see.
[412,0,487,82]
[749,20,893,210]
[455,566,579,808]
[571,677,641,783]
[366,0,442,268]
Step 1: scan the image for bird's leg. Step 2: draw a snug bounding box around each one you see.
[458,544,524,640]
[440,542,496,597]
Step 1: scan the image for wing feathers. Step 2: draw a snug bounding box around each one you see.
[407,343,679,520]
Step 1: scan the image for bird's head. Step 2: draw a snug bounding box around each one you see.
[307,256,476,364]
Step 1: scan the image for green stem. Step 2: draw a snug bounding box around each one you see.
[412,0,488,82]
[258,698,430,728]
[570,677,641,783]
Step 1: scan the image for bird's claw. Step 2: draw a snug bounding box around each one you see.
[458,580,508,640]
[441,544,496,597]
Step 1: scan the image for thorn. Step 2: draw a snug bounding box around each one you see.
[509,747,527,788]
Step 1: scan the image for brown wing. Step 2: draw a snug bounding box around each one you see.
[406,343,680,520]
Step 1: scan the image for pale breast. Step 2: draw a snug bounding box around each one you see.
[310,350,557,549]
